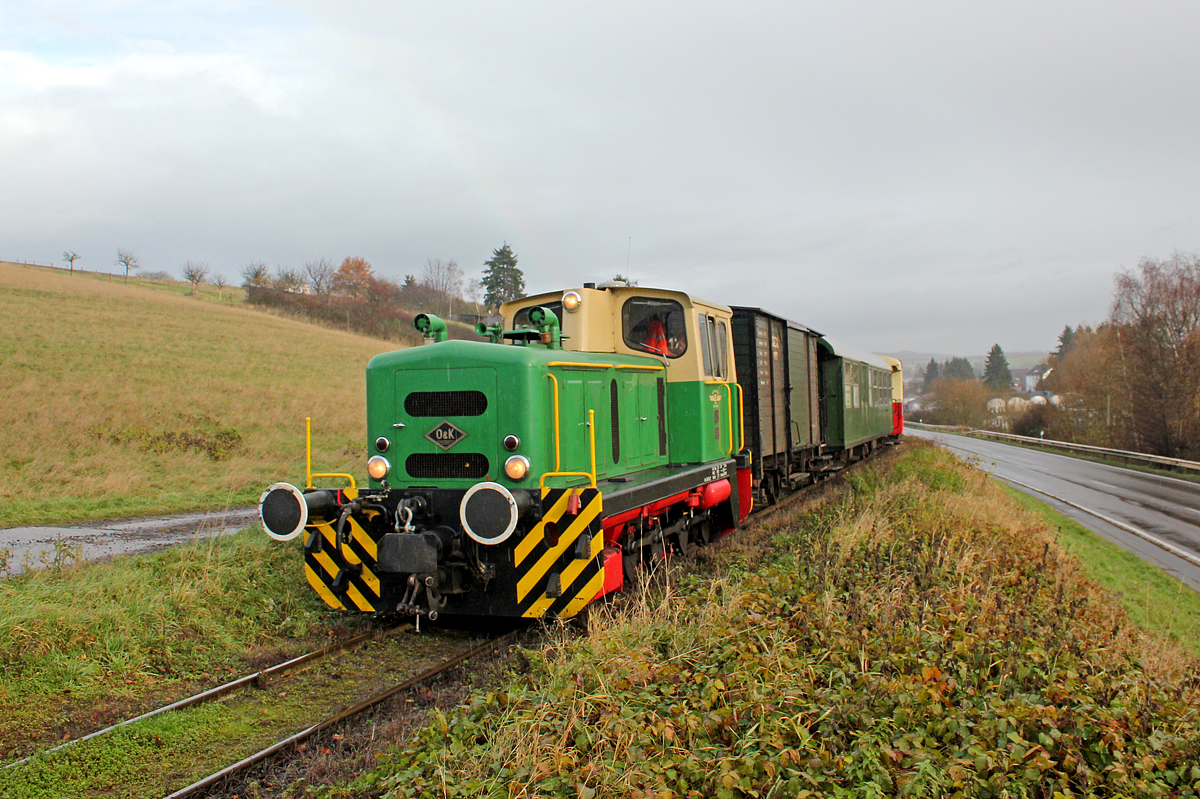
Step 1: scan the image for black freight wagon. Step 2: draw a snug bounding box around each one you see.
[731,307,826,503]
[731,307,898,505]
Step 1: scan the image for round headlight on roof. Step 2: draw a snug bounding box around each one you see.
[562,291,582,312]
[367,455,390,481]
[504,454,530,481]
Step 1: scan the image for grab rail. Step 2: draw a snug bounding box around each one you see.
[306,417,356,490]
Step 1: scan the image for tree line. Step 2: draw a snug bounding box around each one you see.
[237,243,524,317]
[1041,253,1200,459]
[59,243,526,316]
[240,244,525,345]
[917,253,1200,460]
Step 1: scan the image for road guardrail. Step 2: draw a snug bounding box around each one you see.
[907,422,1200,474]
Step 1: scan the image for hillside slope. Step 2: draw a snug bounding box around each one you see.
[0,262,398,526]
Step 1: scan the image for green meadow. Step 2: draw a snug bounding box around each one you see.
[0,261,397,526]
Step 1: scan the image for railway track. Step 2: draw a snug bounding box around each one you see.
[3,624,408,772]
[162,629,521,799]
[1,623,522,799]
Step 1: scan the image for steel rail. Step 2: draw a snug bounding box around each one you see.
[3,624,409,771]
[161,629,522,799]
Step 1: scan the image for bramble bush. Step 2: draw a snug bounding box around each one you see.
[362,443,1199,798]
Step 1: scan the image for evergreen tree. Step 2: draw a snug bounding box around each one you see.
[481,243,525,311]
[943,357,976,381]
[923,358,940,391]
[1056,325,1076,358]
[982,343,1013,390]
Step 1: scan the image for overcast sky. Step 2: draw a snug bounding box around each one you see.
[4,1,1199,355]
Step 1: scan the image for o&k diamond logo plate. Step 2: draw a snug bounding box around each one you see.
[426,420,468,451]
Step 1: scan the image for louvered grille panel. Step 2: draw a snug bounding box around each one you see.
[404,391,487,417]
[405,453,489,479]
[610,379,620,464]
[657,378,667,456]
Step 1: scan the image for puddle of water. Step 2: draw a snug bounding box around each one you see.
[0,508,259,577]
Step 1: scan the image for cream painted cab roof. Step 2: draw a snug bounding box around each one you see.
[504,284,730,315]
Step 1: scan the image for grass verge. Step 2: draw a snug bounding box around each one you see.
[1001,485,1200,659]
[350,442,1200,799]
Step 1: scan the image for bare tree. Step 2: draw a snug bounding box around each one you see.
[1109,252,1200,456]
[422,258,463,316]
[63,251,80,275]
[305,257,336,295]
[241,261,270,288]
[422,258,463,296]
[273,265,305,293]
[117,248,140,283]
[212,274,228,301]
[182,261,209,295]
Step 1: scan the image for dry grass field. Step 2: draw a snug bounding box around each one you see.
[0,261,399,526]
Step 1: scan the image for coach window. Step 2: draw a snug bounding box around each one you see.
[622,298,687,358]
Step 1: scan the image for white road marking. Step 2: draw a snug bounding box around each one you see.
[999,475,1200,569]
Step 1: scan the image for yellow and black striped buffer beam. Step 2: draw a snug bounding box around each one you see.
[302,491,383,613]
[515,487,604,619]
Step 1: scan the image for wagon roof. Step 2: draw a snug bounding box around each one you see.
[729,306,822,337]
[817,335,893,369]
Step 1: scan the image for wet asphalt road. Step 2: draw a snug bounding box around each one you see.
[907,427,1200,594]
[0,507,260,577]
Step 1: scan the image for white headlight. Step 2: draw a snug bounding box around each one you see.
[504,455,530,481]
[367,455,390,481]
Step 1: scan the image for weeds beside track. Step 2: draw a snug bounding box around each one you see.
[357,442,1200,799]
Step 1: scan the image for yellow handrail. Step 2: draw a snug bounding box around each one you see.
[705,381,736,457]
[615,364,664,371]
[589,408,596,486]
[306,417,357,490]
[547,361,613,369]
[734,381,745,452]
[546,373,561,472]
[538,409,597,490]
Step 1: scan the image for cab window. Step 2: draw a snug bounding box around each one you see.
[698,314,714,375]
[622,298,687,358]
[716,320,728,377]
[698,314,729,378]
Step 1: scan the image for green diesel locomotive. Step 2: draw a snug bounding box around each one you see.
[260,282,901,621]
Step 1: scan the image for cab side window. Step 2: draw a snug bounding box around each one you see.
[697,314,729,378]
[622,298,687,358]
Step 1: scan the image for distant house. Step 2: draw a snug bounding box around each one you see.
[1009,365,1049,393]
